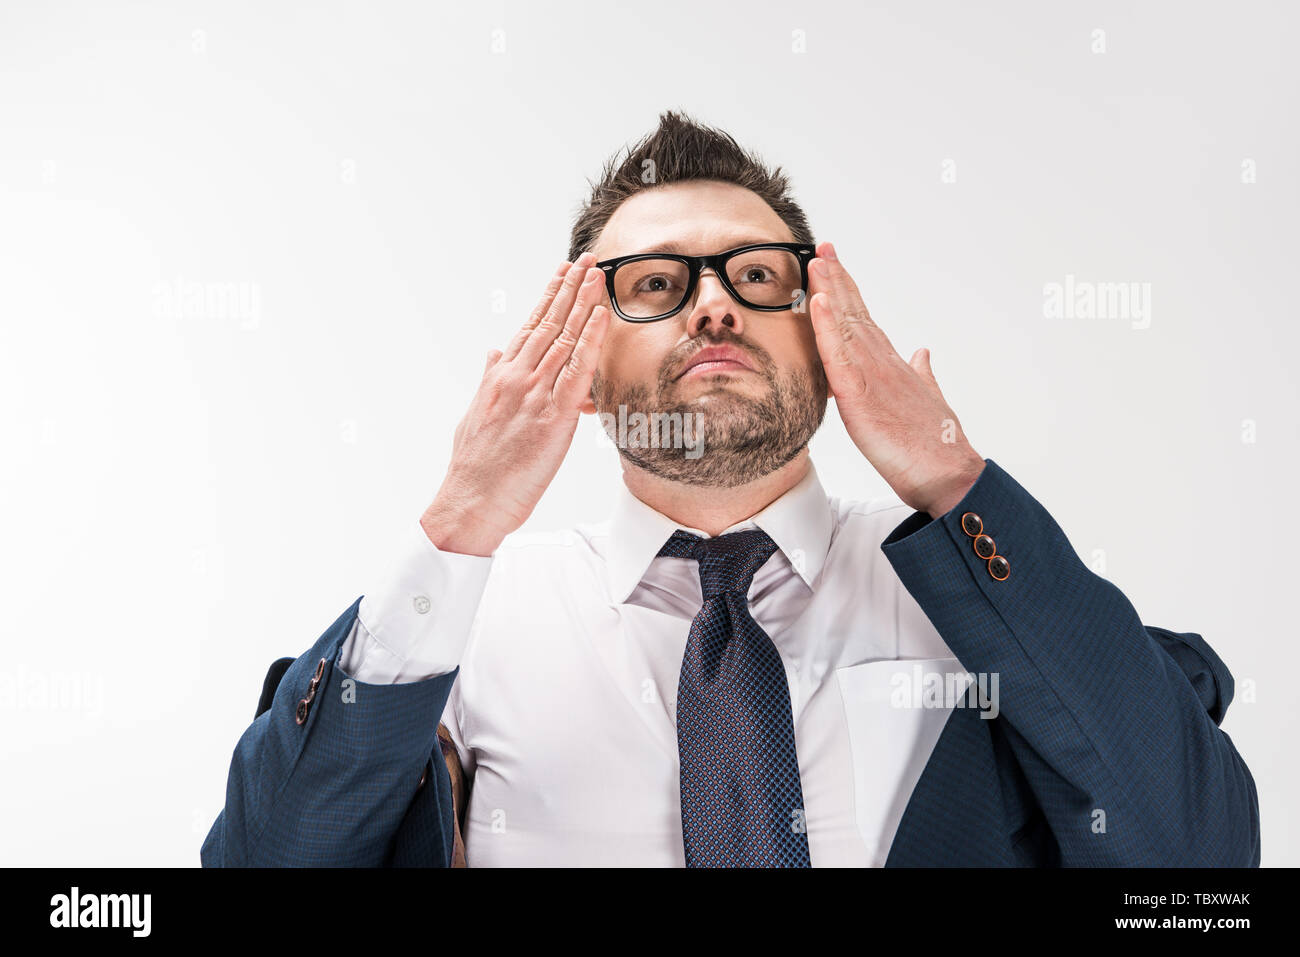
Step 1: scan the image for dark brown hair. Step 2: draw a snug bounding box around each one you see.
[567,109,814,263]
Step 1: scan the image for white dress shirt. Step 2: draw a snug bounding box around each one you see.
[339,462,965,866]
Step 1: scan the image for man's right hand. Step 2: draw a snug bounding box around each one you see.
[419,252,611,557]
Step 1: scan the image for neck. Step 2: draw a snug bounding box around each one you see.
[620,449,812,537]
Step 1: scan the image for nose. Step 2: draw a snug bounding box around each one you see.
[683,267,744,338]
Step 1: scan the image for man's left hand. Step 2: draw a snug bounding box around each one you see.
[807,241,986,519]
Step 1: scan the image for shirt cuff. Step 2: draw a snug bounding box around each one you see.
[342,521,494,684]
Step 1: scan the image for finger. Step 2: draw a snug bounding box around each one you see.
[517,255,597,369]
[553,304,610,409]
[909,347,946,397]
[811,242,898,357]
[809,291,865,401]
[814,241,869,305]
[908,347,932,381]
[537,266,605,379]
[499,261,575,363]
[809,257,873,349]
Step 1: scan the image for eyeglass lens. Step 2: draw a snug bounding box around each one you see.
[611,247,803,319]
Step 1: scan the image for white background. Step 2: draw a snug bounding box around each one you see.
[1,0,1295,865]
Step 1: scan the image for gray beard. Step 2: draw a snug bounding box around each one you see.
[591,361,828,489]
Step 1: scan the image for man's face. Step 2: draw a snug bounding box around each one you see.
[586,180,829,487]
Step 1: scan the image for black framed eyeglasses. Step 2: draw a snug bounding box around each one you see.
[595,242,815,322]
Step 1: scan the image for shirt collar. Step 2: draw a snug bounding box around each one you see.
[604,460,834,604]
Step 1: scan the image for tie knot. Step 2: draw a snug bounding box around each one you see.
[656,528,780,599]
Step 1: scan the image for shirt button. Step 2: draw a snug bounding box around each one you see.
[413,595,431,615]
[973,534,997,560]
[988,554,1010,581]
[961,512,983,537]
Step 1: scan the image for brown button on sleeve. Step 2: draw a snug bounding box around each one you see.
[293,657,329,726]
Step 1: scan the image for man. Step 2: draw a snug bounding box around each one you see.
[201,110,1260,867]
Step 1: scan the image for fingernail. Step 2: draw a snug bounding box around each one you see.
[577,251,597,266]
[824,243,838,261]
[583,269,601,284]
[812,259,829,276]
[556,261,571,276]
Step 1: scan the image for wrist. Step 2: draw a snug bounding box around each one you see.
[922,454,986,520]
[421,488,509,558]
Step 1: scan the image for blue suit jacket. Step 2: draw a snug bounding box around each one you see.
[201,460,1261,866]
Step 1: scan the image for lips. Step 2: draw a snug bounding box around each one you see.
[675,344,757,380]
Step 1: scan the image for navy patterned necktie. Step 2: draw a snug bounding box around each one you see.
[657,527,812,867]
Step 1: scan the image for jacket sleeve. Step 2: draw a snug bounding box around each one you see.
[200,598,459,866]
[880,459,1261,866]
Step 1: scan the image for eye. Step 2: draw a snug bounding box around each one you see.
[734,263,775,285]
[635,274,680,293]
[727,249,799,292]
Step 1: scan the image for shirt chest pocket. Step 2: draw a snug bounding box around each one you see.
[833,657,971,863]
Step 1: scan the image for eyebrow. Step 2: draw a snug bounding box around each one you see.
[623,236,788,257]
